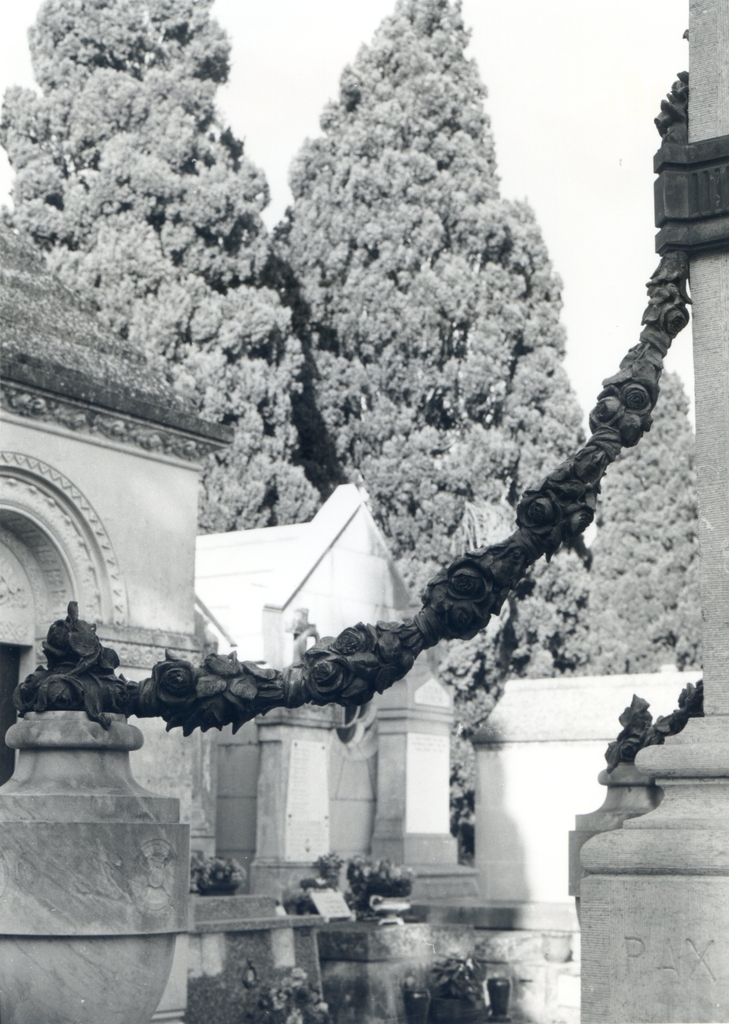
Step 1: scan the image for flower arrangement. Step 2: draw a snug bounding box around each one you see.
[245,967,331,1024]
[190,852,246,895]
[345,856,414,918]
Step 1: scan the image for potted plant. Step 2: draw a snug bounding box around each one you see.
[190,852,246,896]
[429,957,485,1023]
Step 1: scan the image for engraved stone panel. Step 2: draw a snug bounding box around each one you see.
[405,732,450,835]
[581,874,729,1023]
[284,739,330,862]
[0,821,189,935]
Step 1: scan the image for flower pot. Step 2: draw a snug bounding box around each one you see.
[429,996,485,1023]
[0,711,189,1024]
[486,977,511,1021]
[403,987,431,1023]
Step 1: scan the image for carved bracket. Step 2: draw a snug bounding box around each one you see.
[14,244,692,735]
[654,71,729,255]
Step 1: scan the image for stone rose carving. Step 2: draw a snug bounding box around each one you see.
[14,247,692,735]
[14,602,129,727]
[605,681,704,772]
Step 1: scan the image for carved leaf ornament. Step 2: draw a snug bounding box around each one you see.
[14,80,695,737]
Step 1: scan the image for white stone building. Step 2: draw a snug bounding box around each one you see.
[196,484,474,899]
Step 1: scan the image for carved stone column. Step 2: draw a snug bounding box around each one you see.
[579,6,729,1021]
[249,705,337,899]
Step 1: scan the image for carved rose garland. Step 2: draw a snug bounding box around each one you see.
[14,243,692,735]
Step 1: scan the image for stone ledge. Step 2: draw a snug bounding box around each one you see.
[317,921,472,962]
[411,899,579,933]
[191,916,323,934]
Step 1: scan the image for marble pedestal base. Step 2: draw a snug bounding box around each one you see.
[0,934,175,1024]
[0,712,189,1024]
[579,719,729,1023]
[581,873,729,1024]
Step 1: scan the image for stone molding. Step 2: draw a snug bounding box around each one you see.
[1,381,224,464]
[0,451,126,626]
[98,630,200,672]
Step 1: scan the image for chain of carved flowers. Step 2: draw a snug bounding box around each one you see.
[14,244,692,736]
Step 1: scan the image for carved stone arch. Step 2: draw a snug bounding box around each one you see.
[0,453,127,635]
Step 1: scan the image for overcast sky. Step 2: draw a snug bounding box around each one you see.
[0,0,692,426]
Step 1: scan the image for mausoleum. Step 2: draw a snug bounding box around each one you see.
[196,484,477,900]
[0,224,230,848]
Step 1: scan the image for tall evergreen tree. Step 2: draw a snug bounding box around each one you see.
[275,0,585,597]
[274,0,591,857]
[1,0,319,530]
[587,371,701,674]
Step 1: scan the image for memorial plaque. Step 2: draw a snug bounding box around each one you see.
[309,889,352,920]
[284,739,330,862]
[405,732,450,834]
[413,677,450,708]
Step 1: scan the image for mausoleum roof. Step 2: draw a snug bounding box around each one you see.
[196,484,413,664]
[0,225,230,447]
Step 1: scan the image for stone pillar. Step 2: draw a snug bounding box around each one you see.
[579,7,729,1021]
[371,654,479,900]
[249,704,337,898]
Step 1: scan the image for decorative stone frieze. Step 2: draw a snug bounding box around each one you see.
[1,381,224,464]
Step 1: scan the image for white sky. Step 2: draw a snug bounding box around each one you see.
[0,0,693,427]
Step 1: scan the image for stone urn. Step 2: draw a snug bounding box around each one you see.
[0,711,189,1024]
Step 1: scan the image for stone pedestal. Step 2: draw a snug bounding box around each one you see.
[250,704,337,898]
[318,921,474,1024]
[580,719,729,1022]
[371,655,479,899]
[578,5,729,1021]
[0,711,189,1024]
[568,763,663,910]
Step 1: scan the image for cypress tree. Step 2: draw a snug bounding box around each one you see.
[275,0,585,596]
[274,0,590,856]
[0,0,319,530]
[587,371,701,674]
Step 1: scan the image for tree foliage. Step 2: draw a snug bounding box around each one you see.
[587,370,701,674]
[275,0,584,596]
[273,0,590,860]
[275,0,589,701]
[1,0,319,529]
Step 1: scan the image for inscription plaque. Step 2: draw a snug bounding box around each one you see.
[284,739,330,862]
[405,732,449,834]
[309,889,352,920]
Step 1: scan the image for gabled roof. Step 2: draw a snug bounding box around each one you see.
[0,225,229,444]
[195,484,412,650]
